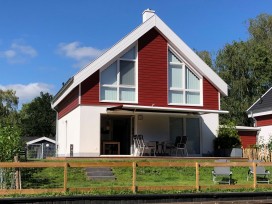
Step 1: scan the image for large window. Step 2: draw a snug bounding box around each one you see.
[100,47,136,102]
[168,49,201,105]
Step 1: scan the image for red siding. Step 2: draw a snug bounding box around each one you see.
[138,28,168,107]
[78,28,219,110]
[256,114,272,127]
[238,131,257,148]
[57,86,79,119]
[81,70,100,104]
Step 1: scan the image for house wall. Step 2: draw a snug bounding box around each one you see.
[57,107,81,157]
[57,86,79,119]
[257,125,272,144]
[79,29,219,110]
[238,131,257,148]
[79,106,107,156]
[256,114,272,127]
[200,113,219,155]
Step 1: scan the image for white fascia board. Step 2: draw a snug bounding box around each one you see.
[248,110,272,118]
[122,104,229,114]
[52,16,156,108]
[154,16,228,96]
[235,126,261,131]
[246,87,272,112]
[26,136,56,145]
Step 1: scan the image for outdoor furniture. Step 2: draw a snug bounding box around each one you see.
[175,136,188,156]
[212,159,232,185]
[134,135,156,156]
[247,160,270,184]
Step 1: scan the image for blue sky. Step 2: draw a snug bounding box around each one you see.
[0,0,272,107]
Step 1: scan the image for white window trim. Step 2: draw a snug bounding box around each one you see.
[99,44,138,103]
[168,46,203,106]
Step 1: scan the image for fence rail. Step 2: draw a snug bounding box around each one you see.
[0,160,271,195]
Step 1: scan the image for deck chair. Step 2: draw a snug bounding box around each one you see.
[137,135,156,156]
[176,136,188,156]
[247,160,270,184]
[212,159,232,185]
[133,135,141,156]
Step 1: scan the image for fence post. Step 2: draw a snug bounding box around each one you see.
[253,162,257,189]
[63,162,68,192]
[132,162,137,194]
[14,155,21,190]
[195,162,199,191]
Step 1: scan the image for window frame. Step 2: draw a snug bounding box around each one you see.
[168,46,203,106]
[99,44,138,103]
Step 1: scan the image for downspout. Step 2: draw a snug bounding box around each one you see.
[51,102,59,157]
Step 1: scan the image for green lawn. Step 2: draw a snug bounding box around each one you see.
[7,158,271,197]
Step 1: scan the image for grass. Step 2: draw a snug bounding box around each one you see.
[3,158,272,197]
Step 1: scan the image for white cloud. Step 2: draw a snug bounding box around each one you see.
[0,42,37,64]
[0,83,54,107]
[57,41,105,68]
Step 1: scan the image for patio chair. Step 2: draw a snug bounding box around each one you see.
[212,159,232,185]
[133,135,141,156]
[137,135,156,156]
[176,136,188,156]
[247,160,270,184]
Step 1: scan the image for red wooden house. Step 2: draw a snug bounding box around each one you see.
[52,10,228,157]
[247,87,272,145]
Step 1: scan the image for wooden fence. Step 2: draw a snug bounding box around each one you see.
[0,161,271,195]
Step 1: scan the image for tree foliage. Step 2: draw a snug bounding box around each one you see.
[0,125,22,162]
[0,89,21,161]
[20,92,56,137]
[0,89,19,126]
[215,13,272,125]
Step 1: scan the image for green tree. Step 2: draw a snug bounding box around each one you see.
[20,92,56,137]
[0,89,22,161]
[0,125,22,162]
[195,50,213,68]
[215,13,272,126]
[0,89,19,126]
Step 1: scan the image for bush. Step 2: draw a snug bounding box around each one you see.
[214,121,241,150]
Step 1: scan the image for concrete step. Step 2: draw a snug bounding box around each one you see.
[86,167,116,180]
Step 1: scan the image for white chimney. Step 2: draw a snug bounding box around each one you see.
[142,9,155,22]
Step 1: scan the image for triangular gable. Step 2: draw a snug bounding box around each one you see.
[26,136,56,145]
[52,12,228,108]
[247,87,272,116]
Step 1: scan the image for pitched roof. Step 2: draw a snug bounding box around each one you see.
[52,11,228,108]
[26,136,56,145]
[247,87,272,117]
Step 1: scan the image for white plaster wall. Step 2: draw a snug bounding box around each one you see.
[200,113,219,155]
[136,114,169,142]
[57,107,81,157]
[79,106,108,157]
[257,125,272,144]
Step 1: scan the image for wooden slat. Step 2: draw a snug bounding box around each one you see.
[0,188,64,195]
[200,184,251,190]
[0,162,65,168]
[137,162,195,167]
[137,185,195,191]
[69,186,131,192]
[200,162,251,167]
[68,162,132,168]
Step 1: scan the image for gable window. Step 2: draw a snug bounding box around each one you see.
[100,46,137,102]
[168,49,201,105]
